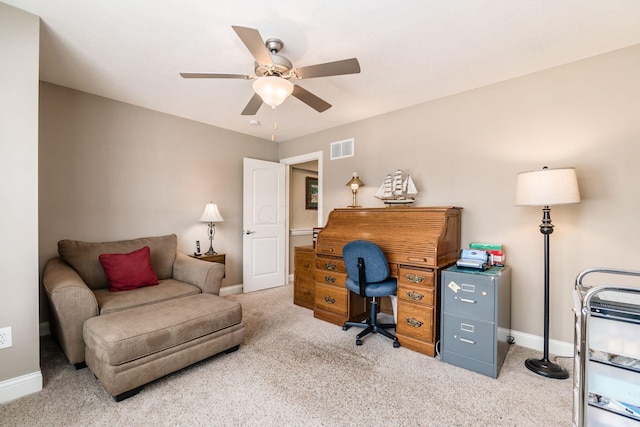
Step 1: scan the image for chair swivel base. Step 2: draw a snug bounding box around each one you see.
[343,320,400,347]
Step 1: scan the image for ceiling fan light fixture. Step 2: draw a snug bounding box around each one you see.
[252,76,294,108]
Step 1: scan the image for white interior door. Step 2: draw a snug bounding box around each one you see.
[242,157,286,293]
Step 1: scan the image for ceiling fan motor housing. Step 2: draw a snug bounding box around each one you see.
[254,38,293,77]
[255,54,293,77]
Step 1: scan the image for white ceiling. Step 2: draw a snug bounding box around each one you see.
[7,0,640,142]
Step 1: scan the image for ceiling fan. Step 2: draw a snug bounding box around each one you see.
[180,26,361,115]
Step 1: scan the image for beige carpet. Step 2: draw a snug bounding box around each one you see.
[1,284,573,426]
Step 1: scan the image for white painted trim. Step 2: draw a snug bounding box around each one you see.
[290,228,313,236]
[280,151,324,283]
[508,329,574,358]
[219,284,243,296]
[288,273,294,284]
[0,371,42,403]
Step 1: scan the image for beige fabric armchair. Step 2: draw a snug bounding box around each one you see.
[43,234,226,367]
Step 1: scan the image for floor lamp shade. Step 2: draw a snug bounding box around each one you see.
[515,167,580,207]
[199,202,224,255]
[515,166,580,379]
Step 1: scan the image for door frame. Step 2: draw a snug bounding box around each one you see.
[280,151,323,280]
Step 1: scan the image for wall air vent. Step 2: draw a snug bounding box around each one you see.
[330,138,354,160]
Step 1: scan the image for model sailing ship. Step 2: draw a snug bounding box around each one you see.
[374,169,417,205]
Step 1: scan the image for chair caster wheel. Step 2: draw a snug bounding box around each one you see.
[342,325,348,331]
[393,340,400,348]
[356,339,363,346]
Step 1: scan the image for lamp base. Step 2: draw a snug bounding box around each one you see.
[525,357,569,379]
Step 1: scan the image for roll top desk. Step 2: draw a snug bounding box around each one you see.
[313,206,462,356]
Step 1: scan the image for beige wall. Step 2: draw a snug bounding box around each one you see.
[279,44,640,348]
[38,83,279,319]
[0,3,41,397]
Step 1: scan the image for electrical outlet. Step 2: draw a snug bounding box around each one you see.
[0,326,12,349]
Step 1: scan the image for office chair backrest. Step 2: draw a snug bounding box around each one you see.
[343,240,390,285]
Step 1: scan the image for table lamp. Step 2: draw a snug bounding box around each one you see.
[346,172,364,208]
[199,202,224,255]
[515,166,580,379]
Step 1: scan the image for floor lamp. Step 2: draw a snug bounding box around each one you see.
[515,166,580,379]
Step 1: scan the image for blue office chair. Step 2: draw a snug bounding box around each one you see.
[342,240,400,347]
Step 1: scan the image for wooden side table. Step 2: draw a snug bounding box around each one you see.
[190,253,226,277]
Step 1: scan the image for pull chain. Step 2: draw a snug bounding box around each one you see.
[271,108,278,141]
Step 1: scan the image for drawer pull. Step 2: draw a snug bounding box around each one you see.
[324,276,336,283]
[405,317,424,328]
[324,262,337,270]
[456,297,477,304]
[405,273,424,284]
[303,263,310,268]
[457,337,476,345]
[406,290,424,301]
[324,296,336,304]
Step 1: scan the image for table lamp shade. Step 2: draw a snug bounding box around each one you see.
[515,167,580,206]
[199,203,224,223]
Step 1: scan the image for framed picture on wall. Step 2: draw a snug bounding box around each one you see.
[306,177,318,210]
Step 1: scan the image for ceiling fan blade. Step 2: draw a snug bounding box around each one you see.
[180,72,251,79]
[292,85,332,112]
[241,93,263,115]
[232,26,273,66]
[295,58,361,79]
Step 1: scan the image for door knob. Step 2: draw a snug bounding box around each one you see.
[243,230,256,235]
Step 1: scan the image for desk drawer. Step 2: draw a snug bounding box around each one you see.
[398,283,435,306]
[294,254,314,277]
[398,266,435,288]
[397,300,434,342]
[316,256,346,274]
[315,282,348,317]
[314,269,346,288]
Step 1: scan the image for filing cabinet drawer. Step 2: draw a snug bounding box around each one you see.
[398,283,435,306]
[397,300,434,342]
[315,282,348,317]
[442,312,495,364]
[441,271,496,321]
[398,266,435,288]
[315,256,346,274]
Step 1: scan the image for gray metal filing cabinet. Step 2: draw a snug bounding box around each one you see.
[440,265,511,378]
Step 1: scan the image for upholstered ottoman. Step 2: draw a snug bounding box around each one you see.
[83,293,244,401]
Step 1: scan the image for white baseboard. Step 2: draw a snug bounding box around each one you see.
[219,284,243,296]
[508,329,573,358]
[0,371,42,404]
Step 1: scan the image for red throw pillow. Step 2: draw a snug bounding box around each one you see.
[99,246,159,292]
